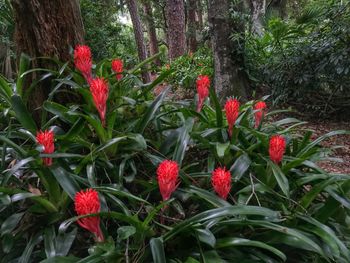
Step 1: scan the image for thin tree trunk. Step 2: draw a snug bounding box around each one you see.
[126,0,151,83]
[208,0,248,101]
[166,0,186,60]
[11,0,85,121]
[197,0,204,30]
[143,1,160,66]
[188,0,197,52]
[250,0,265,36]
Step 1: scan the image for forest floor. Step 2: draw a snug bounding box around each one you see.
[301,120,350,174]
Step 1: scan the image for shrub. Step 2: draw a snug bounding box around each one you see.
[0,49,349,262]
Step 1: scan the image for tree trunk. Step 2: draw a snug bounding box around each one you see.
[197,0,204,30]
[188,0,197,53]
[166,0,186,60]
[250,0,265,36]
[126,0,151,83]
[269,0,288,19]
[11,0,85,121]
[143,1,160,66]
[208,0,248,101]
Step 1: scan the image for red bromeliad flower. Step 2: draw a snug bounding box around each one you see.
[74,45,92,83]
[254,101,267,128]
[157,160,179,201]
[111,59,123,80]
[211,167,231,200]
[269,135,286,164]
[36,130,54,166]
[90,78,109,126]
[75,189,104,242]
[196,75,210,112]
[225,98,240,137]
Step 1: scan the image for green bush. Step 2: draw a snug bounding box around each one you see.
[162,47,213,92]
[245,2,350,115]
[0,50,349,262]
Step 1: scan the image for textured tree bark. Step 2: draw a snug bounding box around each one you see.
[166,0,186,60]
[197,0,204,30]
[250,0,265,36]
[208,0,248,102]
[11,0,85,121]
[127,0,151,83]
[143,1,160,66]
[188,0,197,53]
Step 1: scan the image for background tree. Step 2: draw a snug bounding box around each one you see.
[250,0,266,35]
[166,0,186,60]
[208,0,248,101]
[142,0,161,66]
[11,0,84,118]
[187,0,198,52]
[126,0,151,83]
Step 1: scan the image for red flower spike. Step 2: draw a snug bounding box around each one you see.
[254,101,267,128]
[157,160,180,201]
[74,45,92,83]
[74,189,104,242]
[196,75,210,112]
[111,59,123,80]
[90,78,109,126]
[224,98,240,137]
[36,130,54,166]
[269,135,286,164]
[211,167,231,200]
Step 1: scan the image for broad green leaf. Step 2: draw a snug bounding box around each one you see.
[150,237,166,263]
[230,154,251,181]
[1,212,25,236]
[216,237,286,261]
[117,226,136,240]
[11,94,37,133]
[269,160,289,198]
[136,86,170,133]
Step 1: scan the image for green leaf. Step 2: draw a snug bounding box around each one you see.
[163,206,280,241]
[173,118,194,166]
[215,142,230,158]
[269,160,289,198]
[11,94,37,133]
[216,237,286,261]
[51,166,80,200]
[1,212,25,236]
[136,86,170,133]
[19,232,43,263]
[195,228,216,248]
[16,53,31,97]
[150,238,166,263]
[230,154,251,181]
[117,226,136,240]
[55,228,77,257]
[209,87,223,128]
[188,186,230,207]
[44,227,56,258]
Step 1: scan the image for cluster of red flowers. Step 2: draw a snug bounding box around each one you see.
[196,75,210,112]
[74,189,104,242]
[111,59,123,80]
[89,78,109,127]
[73,45,124,126]
[68,54,287,241]
[225,98,240,138]
[74,45,92,83]
[254,101,267,128]
[36,130,55,166]
[269,135,286,164]
[156,160,179,201]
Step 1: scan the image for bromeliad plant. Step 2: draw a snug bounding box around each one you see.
[0,48,350,263]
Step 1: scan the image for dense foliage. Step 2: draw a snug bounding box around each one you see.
[245,1,350,114]
[0,50,350,262]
